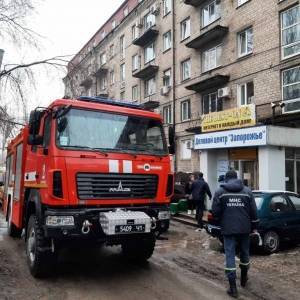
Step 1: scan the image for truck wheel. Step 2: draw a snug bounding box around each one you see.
[7,200,22,238]
[26,215,57,278]
[122,233,156,261]
[263,230,280,254]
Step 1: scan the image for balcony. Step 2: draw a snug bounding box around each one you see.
[185,74,230,93]
[94,64,108,77]
[141,100,160,110]
[132,63,159,79]
[184,0,206,6]
[132,26,159,47]
[80,76,93,88]
[186,25,228,49]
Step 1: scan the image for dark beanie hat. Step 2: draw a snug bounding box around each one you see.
[225,170,238,181]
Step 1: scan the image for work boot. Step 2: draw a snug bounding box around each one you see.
[240,267,248,287]
[227,277,238,298]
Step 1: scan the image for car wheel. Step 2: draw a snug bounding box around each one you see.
[263,231,280,254]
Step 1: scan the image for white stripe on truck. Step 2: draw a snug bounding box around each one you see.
[109,160,119,173]
[123,160,132,173]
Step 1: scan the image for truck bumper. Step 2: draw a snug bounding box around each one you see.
[43,205,169,244]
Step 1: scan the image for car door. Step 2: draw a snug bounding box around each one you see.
[268,194,295,240]
[286,194,300,240]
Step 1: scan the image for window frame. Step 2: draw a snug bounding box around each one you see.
[180,17,191,41]
[281,5,300,60]
[202,44,222,73]
[120,35,125,59]
[163,0,172,16]
[132,54,139,71]
[181,139,192,160]
[132,85,139,101]
[181,99,191,121]
[163,69,172,87]
[144,42,155,64]
[237,81,254,106]
[120,63,125,82]
[163,105,172,124]
[181,58,191,81]
[145,77,156,97]
[237,27,253,58]
[163,30,172,52]
[201,0,221,28]
[202,91,223,114]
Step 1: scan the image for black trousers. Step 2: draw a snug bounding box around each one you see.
[195,200,205,227]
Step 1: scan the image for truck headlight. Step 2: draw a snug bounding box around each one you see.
[46,216,74,226]
[158,210,170,220]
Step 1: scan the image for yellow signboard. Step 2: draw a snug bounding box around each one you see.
[201,104,256,132]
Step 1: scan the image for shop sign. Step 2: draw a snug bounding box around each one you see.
[201,104,256,133]
[194,126,267,150]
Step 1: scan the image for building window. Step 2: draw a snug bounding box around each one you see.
[100,76,107,90]
[202,0,220,28]
[237,0,250,7]
[132,54,139,71]
[181,18,190,41]
[163,31,172,51]
[282,66,300,113]
[101,30,106,39]
[110,70,115,85]
[285,148,300,194]
[144,12,155,30]
[181,100,191,121]
[132,85,139,101]
[124,7,129,17]
[181,58,191,81]
[109,44,114,58]
[238,81,254,106]
[120,91,125,100]
[100,52,106,65]
[181,140,192,160]
[120,63,125,82]
[163,105,172,124]
[238,27,253,57]
[145,77,156,97]
[281,5,300,59]
[112,20,116,29]
[202,45,222,72]
[163,0,172,16]
[132,24,139,41]
[202,91,223,114]
[120,35,125,59]
[144,42,155,63]
[163,69,171,87]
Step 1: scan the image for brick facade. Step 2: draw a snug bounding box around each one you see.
[64,0,300,173]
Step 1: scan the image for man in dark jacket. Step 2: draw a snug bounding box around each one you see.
[191,172,212,228]
[212,170,258,298]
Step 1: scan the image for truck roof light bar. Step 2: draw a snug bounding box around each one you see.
[76,96,158,111]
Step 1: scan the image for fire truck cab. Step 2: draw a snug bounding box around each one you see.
[2,96,174,277]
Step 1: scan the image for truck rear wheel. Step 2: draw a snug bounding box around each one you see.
[26,215,57,278]
[121,233,156,261]
[7,200,22,238]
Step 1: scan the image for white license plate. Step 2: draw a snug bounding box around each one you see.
[115,224,145,234]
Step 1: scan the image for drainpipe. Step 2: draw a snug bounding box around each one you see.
[172,0,177,172]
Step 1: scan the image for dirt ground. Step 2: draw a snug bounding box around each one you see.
[0,213,299,300]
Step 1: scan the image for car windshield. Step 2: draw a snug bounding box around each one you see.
[254,196,264,209]
[56,108,168,155]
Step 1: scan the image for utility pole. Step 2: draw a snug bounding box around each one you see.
[0,49,4,70]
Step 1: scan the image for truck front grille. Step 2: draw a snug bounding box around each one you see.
[76,173,158,200]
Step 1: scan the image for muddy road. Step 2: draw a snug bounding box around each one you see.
[0,213,299,300]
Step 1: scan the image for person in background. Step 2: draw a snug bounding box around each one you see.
[191,172,212,228]
[212,170,259,298]
[185,174,195,215]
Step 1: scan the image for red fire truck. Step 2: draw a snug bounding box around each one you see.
[2,96,174,277]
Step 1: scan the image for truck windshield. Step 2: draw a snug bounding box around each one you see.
[56,108,168,155]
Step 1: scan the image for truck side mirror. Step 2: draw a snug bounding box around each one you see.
[168,126,175,155]
[28,134,43,145]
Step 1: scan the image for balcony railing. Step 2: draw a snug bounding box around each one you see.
[184,0,206,6]
[132,63,159,79]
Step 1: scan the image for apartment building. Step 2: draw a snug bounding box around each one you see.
[64,0,300,197]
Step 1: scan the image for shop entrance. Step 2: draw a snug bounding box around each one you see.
[229,148,258,190]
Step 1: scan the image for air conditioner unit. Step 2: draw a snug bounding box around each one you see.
[136,19,143,28]
[150,3,160,16]
[218,87,231,99]
[186,140,194,150]
[120,81,126,89]
[160,86,170,96]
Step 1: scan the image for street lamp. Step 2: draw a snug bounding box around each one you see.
[0,49,4,70]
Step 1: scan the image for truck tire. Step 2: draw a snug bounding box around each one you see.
[26,215,57,278]
[122,233,156,261]
[7,200,22,238]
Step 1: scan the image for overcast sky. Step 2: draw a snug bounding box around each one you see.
[3,0,124,112]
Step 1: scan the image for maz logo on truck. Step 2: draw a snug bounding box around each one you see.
[109,181,131,193]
